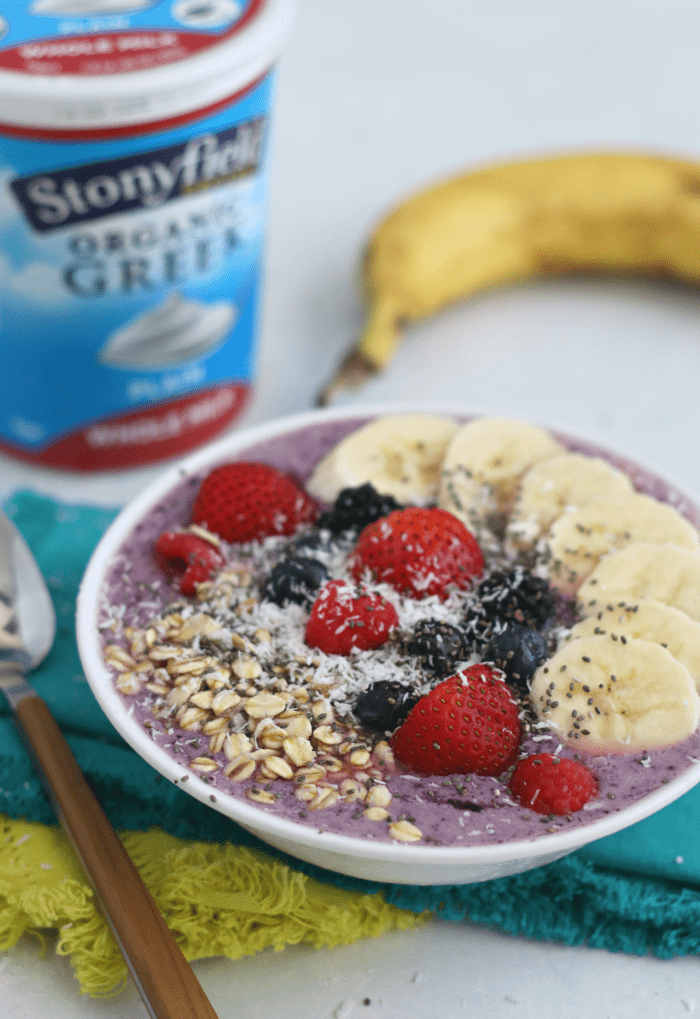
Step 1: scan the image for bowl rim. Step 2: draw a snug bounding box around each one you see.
[76,400,700,870]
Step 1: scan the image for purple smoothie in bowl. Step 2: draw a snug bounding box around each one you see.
[76,404,700,884]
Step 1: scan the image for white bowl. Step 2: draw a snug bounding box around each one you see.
[77,403,700,885]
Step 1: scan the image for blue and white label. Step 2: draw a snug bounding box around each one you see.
[0,71,273,467]
[11,117,265,231]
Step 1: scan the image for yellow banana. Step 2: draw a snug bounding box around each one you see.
[316,150,700,405]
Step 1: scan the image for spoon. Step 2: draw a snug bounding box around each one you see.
[0,508,220,1019]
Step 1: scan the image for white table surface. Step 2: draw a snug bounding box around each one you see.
[4,0,700,1014]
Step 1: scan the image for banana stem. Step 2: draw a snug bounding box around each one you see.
[316,298,403,406]
[316,347,380,406]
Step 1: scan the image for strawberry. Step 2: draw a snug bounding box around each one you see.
[191,461,318,543]
[305,579,399,656]
[391,664,521,776]
[153,529,225,596]
[350,506,483,600]
[509,753,598,815]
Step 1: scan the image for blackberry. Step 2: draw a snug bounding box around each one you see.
[461,605,496,652]
[485,623,549,693]
[476,567,555,630]
[260,555,329,607]
[353,681,419,732]
[316,483,402,535]
[404,619,468,677]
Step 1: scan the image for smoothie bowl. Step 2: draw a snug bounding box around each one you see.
[76,404,700,884]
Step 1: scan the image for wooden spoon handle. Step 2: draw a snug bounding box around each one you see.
[12,691,219,1019]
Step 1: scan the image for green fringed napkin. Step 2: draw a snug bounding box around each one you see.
[1,490,700,996]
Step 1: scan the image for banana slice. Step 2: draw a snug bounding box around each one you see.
[507,452,633,548]
[543,493,700,596]
[565,597,700,690]
[530,634,700,754]
[577,542,700,623]
[306,413,458,505]
[438,417,563,538]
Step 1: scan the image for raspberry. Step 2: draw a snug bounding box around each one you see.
[153,530,224,596]
[390,664,521,776]
[191,462,318,543]
[509,753,598,815]
[351,506,484,600]
[305,579,399,656]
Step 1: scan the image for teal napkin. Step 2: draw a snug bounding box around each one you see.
[2,489,700,958]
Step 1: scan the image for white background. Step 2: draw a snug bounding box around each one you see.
[4,0,700,1015]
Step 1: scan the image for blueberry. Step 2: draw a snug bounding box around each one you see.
[316,483,402,535]
[485,623,550,692]
[260,555,329,607]
[353,681,419,732]
[404,619,468,676]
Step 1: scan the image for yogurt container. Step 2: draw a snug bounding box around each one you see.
[0,0,292,470]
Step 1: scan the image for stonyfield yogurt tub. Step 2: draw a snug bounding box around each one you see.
[85,409,700,869]
[0,0,291,470]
